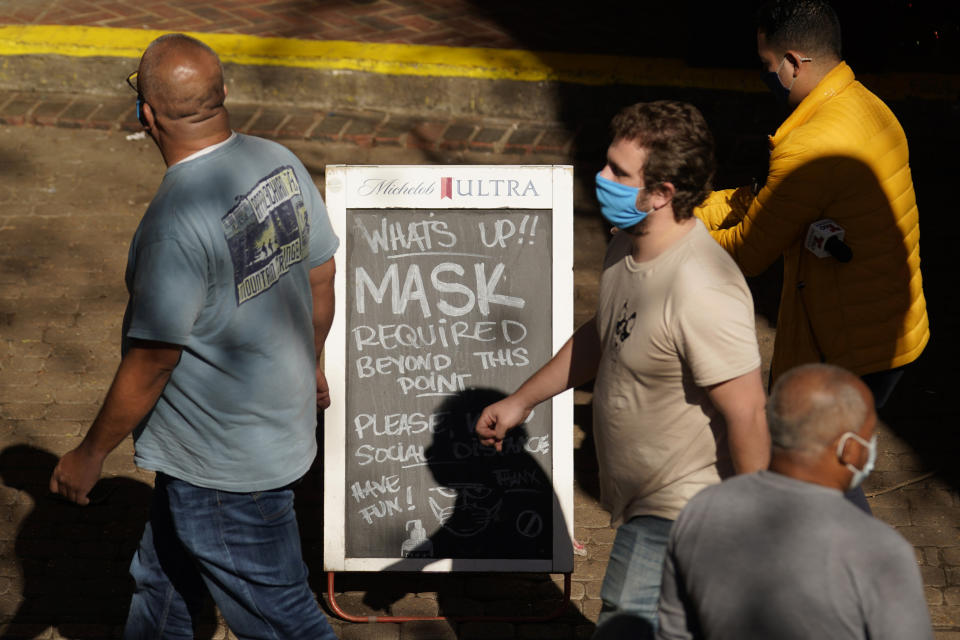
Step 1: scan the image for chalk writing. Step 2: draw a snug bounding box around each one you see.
[354,262,525,318]
[353,413,449,439]
[353,320,527,351]
[492,468,544,488]
[355,442,426,467]
[350,474,401,502]
[359,498,404,524]
[451,434,550,460]
[356,353,453,378]
[343,208,555,560]
[399,371,472,397]
[355,215,457,254]
[473,348,530,369]
[478,215,541,248]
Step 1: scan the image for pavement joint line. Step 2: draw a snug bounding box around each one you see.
[1,24,958,101]
[0,91,15,112]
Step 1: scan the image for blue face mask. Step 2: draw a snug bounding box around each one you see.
[836,431,878,491]
[595,172,649,230]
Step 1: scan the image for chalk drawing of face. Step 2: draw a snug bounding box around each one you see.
[428,484,503,538]
[428,487,457,526]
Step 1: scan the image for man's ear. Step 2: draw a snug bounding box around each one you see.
[783,50,806,77]
[651,181,676,211]
[836,436,863,467]
[141,101,157,130]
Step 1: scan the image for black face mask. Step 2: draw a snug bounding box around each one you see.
[762,55,813,106]
[762,58,792,105]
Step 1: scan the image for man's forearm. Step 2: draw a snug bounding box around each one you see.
[51,340,181,504]
[314,305,334,358]
[726,404,771,474]
[309,258,336,410]
[310,258,336,358]
[707,367,770,474]
[475,317,602,450]
[79,343,181,458]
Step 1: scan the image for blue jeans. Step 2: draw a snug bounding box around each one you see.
[123,473,336,640]
[593,515,673,639]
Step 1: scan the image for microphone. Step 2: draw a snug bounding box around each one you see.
[805,219,853,263]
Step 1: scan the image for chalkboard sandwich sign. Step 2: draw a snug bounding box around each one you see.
[324,165,574,573]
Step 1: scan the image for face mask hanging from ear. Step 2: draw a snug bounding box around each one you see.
[762,55,812,105]
[836,432,878,491]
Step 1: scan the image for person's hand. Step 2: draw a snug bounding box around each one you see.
[475,396,532,452]
[49,447,104,506]
[316,365,331,411]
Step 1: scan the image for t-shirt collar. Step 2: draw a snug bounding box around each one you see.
[170,131,237,168]
[624,218,705,273]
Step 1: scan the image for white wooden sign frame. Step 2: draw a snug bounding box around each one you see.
[324,165,574,573]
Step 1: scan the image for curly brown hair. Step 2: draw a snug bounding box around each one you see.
[610,101,715,221]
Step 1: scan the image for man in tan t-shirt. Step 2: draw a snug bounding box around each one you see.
[475,101,770,638]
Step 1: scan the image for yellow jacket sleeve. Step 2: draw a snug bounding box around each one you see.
[697,140,831,277]
[695,187,753,231]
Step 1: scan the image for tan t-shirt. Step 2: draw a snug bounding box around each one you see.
[594,220,760,525]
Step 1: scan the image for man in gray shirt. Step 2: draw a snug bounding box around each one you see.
[657,363,932,640]
[49,34,338,638]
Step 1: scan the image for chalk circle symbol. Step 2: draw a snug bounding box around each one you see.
[516,510,543,538]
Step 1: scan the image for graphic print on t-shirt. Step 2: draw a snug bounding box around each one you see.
[220,166,310,305]
[613,300,636,351]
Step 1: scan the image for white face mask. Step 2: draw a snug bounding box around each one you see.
[836,432,878,490]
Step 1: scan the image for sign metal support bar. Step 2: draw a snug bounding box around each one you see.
[324,571,572,623]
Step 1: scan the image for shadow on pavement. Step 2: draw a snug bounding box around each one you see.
[296,390,593,636]
[0,446,220,640]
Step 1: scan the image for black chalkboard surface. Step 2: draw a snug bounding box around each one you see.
[324,166,573,573]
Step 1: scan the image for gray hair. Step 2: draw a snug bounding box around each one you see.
[767,363,868,454]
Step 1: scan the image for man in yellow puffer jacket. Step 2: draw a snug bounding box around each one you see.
[695,0,929,404]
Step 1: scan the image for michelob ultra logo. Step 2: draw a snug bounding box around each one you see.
[440,177,540,199]
[356,178,435,196]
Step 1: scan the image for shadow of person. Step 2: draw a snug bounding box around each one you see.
[0,446,215,640]
[350,388,591,631]
[417,388,555,563]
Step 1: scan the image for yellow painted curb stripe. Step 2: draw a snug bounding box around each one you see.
[0,25,755,89]
[0,24,956,100]
[0,26,759,88]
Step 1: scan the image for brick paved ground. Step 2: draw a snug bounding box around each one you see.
[0,88,584,156]
[0,0,518,45]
